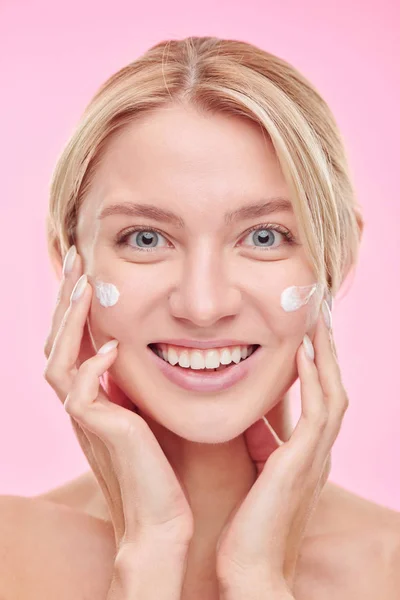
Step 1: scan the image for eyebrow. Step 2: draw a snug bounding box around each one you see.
[97,196,293,228]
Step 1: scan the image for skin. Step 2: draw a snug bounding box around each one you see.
[1,103,400,599]
[76,102,326,582]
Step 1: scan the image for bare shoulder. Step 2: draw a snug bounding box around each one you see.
[295,482,400,599]
[35,470,112,521]
[0,494,116,599]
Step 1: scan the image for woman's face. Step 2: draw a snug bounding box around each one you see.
[76,103,323,442]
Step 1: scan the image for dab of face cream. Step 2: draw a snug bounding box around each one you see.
[280,284,321,312]
[95,281,120,307]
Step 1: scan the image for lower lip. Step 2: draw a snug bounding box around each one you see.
[146,344,263,393]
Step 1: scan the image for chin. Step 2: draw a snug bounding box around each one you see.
[108,344,296,441]
[133,386,286,445]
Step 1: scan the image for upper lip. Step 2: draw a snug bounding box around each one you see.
[150,339,260,349]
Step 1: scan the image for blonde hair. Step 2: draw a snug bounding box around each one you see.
[47,36,363,296]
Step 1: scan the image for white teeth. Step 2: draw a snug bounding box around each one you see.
[178,350,190,368]
[190,351,206,370]
[220,348,232,365]
[204,350,220,369]
[167,347,179,366]
[153,343,256,370]
[231,347,242,364]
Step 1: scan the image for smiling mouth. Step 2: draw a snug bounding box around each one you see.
[148,343,261,372]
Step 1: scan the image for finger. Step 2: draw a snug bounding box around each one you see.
[47,259,120,532]
[65,345,192,540]
[44,246,83,358]
[284,308,346,476]
[64,339,120,419]
[65,342,131,538]
[279,330,328,476]
[313,304,349,450]
[78,322,98,368]
[44,274,92,399]
[43,248,109,519]
[315,302,348,413]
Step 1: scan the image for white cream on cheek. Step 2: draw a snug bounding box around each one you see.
[280,284,321,312]
[95,281,120,307]
[94,278,323,318]
[280,283,325,331]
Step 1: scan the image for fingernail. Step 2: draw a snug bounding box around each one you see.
[97,339,119,354]
[63,245,77,276]
[303,334,315,361]
[321,299,332,331]
[70,274,88,302]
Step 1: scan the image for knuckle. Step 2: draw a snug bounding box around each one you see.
[43,364,58,386]
[330,384,349,419]
[64,393,83,419]
[43,363,71,400]
[339,392,350,416]
[43,339,52,359]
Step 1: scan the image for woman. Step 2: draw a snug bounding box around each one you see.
[1,36,399,599]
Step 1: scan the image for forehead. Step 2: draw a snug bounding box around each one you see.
[79,104,291,227]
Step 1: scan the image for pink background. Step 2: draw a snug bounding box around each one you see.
[0,1,399,509]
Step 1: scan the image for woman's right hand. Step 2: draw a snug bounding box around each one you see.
[43,246,194,578]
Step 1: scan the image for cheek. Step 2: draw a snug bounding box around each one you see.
[256,275,324,340]
[95,281,120,307]
[280,282,324,329]
[87,276,149,343]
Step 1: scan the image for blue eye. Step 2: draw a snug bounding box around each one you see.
[116,229,170,252]
[116,224,295,253]
[242,229,282,248]
[241,225,294,250]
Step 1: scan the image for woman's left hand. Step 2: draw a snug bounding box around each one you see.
[216,298,348,599]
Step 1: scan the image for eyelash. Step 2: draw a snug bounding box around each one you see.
[115,223,296,253]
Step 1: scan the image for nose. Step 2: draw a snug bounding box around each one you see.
[168,251,242,328]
